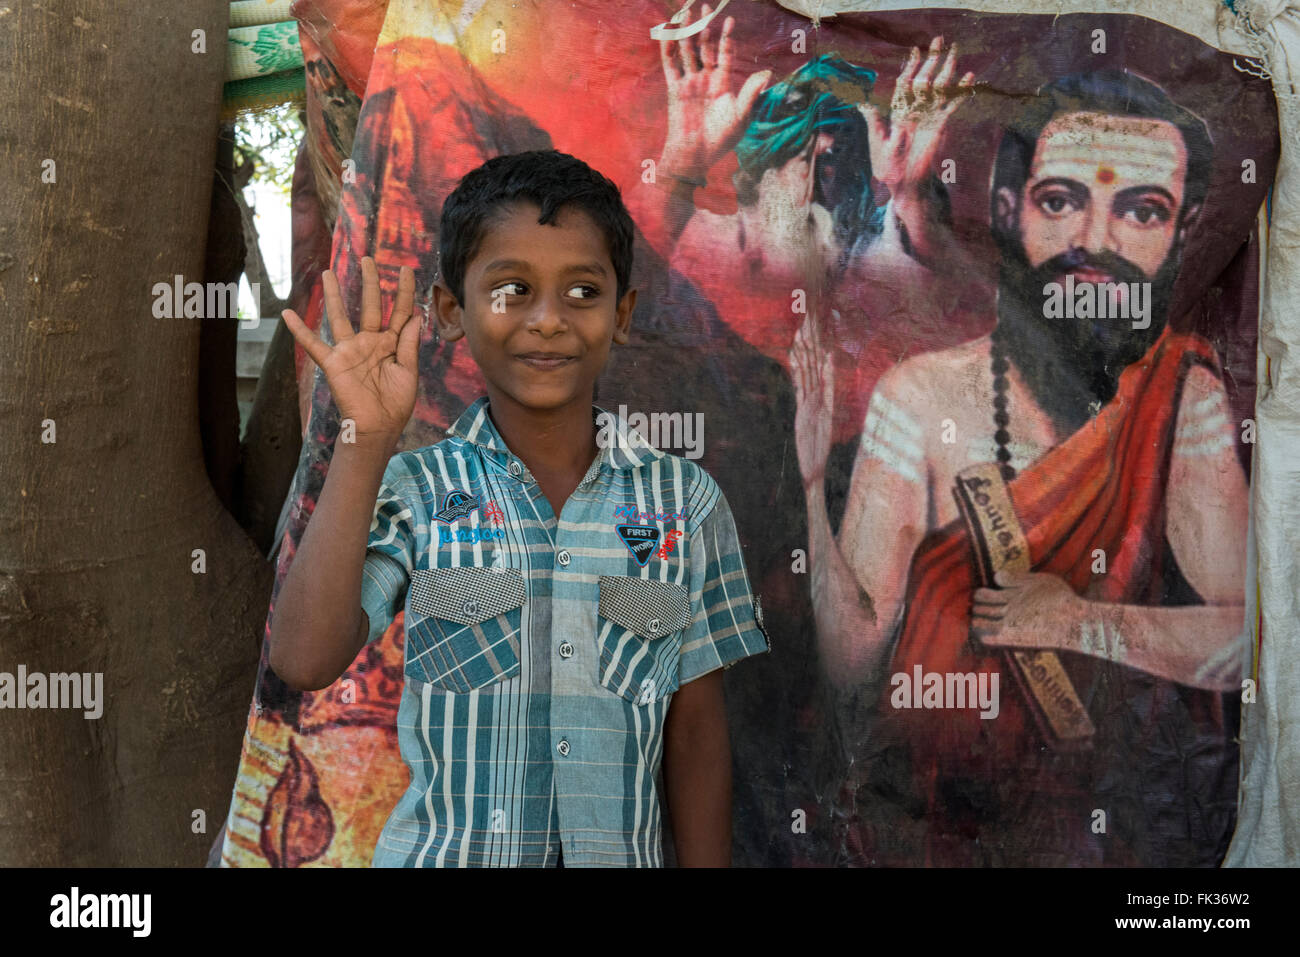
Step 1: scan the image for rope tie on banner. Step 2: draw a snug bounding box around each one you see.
[650,0,734,40]
[1223,0,1278,82]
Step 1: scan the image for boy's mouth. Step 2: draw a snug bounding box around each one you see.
[516,352,577,371]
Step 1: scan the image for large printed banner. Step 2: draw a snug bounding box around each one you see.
[220,0,1277,866]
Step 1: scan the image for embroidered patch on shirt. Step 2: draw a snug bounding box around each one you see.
[616,524,660,566]
[435,491,480,524]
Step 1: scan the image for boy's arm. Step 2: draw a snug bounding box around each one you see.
[268,440,394,690]
[269,256,420,691]
[667,485,770,867]
[663,668,730,866]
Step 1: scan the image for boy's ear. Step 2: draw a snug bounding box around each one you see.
[431,279,466,342]
[611,287,636,346]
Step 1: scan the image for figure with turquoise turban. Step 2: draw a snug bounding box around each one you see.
[631,3,973,363]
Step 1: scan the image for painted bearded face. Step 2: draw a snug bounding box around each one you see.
[1012,111,1189,296]
[1013,111,1190,276]
[994,110,1197,426]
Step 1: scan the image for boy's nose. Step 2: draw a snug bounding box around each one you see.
[524,296,568,334]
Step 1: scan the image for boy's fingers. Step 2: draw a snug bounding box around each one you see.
[388,264,416,336]
[360,256,382,333]
[282,308,331,369]
[321,269,352,346]
[396,300,421,373]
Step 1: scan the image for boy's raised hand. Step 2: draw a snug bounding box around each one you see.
[281,256,420,451]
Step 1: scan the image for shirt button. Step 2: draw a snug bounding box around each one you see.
[557,549,571,566]
[508,461,522,477]
[647,618,661,635]
[462,599,480,617]
[559,641,574,658]
[557,739,570,756]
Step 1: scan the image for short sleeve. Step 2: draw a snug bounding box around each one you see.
[677,489,771,685]
[359,455,418,645]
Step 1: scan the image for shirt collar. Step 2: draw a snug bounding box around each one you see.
[447,396,666,471]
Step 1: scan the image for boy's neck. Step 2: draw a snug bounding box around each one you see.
[483,388,599,480]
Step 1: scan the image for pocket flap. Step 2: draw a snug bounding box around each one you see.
[598,576,691,639]
[409,566,526,625]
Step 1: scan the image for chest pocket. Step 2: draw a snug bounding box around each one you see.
[596,576,692,705]
[404,566,526,693]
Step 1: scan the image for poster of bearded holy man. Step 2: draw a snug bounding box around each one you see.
[216,0,1279,867]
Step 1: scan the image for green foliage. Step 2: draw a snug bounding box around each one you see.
[233,102,306,200]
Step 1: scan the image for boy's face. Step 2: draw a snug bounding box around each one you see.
[434,200,635,417]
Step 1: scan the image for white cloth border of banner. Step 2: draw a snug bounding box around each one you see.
[1226,0,1300,868]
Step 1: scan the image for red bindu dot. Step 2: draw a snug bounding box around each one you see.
[1096,166,1115,184]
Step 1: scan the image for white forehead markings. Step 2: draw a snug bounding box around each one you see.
[1032,119,1183,191]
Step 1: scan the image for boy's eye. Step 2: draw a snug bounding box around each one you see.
[494,281,527,297]
[567,283,600,300]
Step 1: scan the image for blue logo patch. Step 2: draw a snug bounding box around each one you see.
[435,491,480,524]
[616,524,660,566]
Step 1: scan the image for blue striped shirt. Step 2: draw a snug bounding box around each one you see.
[358,396,770,866]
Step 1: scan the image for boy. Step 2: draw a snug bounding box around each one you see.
[270,149,770,867]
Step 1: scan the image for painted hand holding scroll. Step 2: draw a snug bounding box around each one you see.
[972,569,1086,651]
[953,463,1096,746]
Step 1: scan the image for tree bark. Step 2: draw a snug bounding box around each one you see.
[0,0,270,865]
[201,124,246,515]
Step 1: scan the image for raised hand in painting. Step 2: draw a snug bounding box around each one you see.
[862,35,974,199]
[659,3,772,182]
[281,256,420,454]
[790,312,835,491]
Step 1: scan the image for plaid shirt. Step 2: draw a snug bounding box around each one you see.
[359,396,770,867]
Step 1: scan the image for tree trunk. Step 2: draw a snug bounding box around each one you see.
[0,0,271,865]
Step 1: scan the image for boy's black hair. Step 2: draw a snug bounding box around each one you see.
[437,149,635,308]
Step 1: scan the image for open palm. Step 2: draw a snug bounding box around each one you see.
[660,3,771,179]
[281,255,420,449]
[790,312,835,489]
[862,36,974,194]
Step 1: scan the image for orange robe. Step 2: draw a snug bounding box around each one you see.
[856,328,1239,866]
